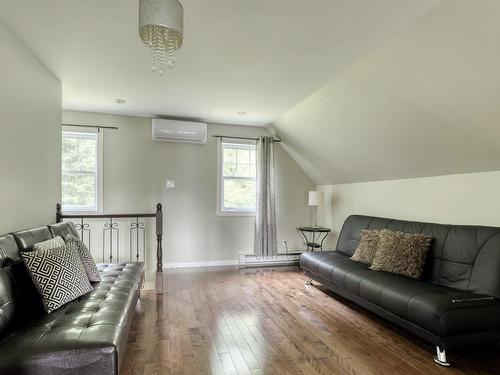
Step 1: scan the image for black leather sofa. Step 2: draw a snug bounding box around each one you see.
[300,215,500,366]
[0,222,144,374]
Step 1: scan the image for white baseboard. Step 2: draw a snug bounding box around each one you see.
[164,260,239,269]
[163,253,303,269]
[238,253,301,268]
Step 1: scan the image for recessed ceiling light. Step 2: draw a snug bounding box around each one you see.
[115,98,126,104]
[237,111,247,116]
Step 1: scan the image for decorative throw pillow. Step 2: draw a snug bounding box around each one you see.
[65,235,101,282]
[32,236,65,252]
[351,229,381,265]
[370,229,432,279]
[21,244,93,313]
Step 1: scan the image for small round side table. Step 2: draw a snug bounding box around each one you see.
[297,226,331,251]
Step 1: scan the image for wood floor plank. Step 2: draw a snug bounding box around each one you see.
[121,266,500,375]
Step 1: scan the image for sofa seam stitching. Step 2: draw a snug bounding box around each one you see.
[466,231,500,289]
[354,271,376,296]
[377,280,410,305]
[435,227,452,282]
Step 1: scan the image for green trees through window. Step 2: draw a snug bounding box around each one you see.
[222,142,256,212]
[62,131,99,211]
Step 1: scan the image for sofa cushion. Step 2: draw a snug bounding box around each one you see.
[382,281,500,336]
[21,243,93,313]
[299,251,349,277]
[357,273,500,336]
[48,222,80,239]
[351,229,380,265]
[301,251,500,336]
[0,235,22,338]
[0,262,144,374]
[13,227,53,252]
[369,229,432,279]
[0,235,45,340]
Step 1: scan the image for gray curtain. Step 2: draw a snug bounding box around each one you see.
[254,136,278,257]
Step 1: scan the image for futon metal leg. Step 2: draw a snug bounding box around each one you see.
[305,278,313,285]
[138,273,145,299]
[433,346,450,366]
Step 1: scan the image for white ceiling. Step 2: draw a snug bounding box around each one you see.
[273,0,500,185]
[0,0,439,125]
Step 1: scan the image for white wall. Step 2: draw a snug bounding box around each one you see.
[62,110,314,269]
[272,1,500,186]
[0,17,61,233]
[318,170,500,249]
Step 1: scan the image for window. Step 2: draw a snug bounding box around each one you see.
[217,139,257,215]
[61,128,102,212]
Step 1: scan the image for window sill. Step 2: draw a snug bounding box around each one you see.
[216,210,256,217]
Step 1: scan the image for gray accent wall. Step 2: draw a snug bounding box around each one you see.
[0,17,61,233]
[62,111,314,265]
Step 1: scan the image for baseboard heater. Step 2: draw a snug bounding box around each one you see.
[238,252,302,268]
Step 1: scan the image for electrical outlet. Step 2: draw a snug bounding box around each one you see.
[282,240,289,256]
[166,179,175,188]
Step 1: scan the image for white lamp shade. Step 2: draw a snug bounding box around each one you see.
[308,191,324,206]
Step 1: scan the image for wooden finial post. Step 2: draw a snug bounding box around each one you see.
[56,203,62,223]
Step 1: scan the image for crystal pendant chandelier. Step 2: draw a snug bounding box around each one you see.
[139,0,183,75]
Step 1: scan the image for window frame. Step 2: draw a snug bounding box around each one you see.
[61,126,103,214]
[216,138,257,217]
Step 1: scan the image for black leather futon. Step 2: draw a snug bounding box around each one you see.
[0,222,144,374]
[300,215,500,366]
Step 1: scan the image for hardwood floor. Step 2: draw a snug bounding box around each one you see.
[121,266,500,375]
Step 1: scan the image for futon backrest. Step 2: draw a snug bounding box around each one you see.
[48,222,79,239]
[13,226,53,252]
[0,234,44,339]
[336,215,500,299]
[0,222,78,339]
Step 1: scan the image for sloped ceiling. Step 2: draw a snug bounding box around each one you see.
[272,0,500,185]
[0,0,439,125]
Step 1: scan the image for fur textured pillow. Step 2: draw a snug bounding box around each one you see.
[370,229,432,279]
[351,229,381,265]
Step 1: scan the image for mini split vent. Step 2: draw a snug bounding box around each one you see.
[152,119,207,144]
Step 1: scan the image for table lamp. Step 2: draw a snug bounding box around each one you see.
[308,191,324,228]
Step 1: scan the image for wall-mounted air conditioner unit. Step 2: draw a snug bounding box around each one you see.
[152,119,207,144]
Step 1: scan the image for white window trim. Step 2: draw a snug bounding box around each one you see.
[61,126,104,214]
[216,138,256,217]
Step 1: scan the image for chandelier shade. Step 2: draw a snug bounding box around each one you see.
[139,0,183,74]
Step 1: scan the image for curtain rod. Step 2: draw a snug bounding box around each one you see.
[212,135,281,143]
[62,123,119,131]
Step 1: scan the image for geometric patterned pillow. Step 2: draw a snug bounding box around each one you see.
[65,235,101,282]
[21,244,93,313]
[32,236,65,252]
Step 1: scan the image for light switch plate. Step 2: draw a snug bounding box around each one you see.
[166,179,175,188]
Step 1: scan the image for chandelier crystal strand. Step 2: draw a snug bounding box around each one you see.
[139,0,183,75]
[167,30,176,68]
[143,24,179,74]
